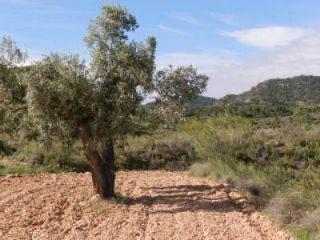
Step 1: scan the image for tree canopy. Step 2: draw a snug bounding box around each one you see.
[0,5,209,198]
[20,5,157,198]
[153,65,208,126]
[0,37,28,136]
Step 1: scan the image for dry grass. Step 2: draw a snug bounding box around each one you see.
[189,162,212,177]
[267,190,307,225]
[237,178,269,208]
[301,208,320,232]
[117,134,197,170]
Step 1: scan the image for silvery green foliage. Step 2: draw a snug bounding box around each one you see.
[153,102,185,128]
[25,54,93,145]
[154,65,208,126]
[25,5,156,146]
[0,36,26,67]
[0,37,28,135]
[0,36,27,103]
[84,5,156,139]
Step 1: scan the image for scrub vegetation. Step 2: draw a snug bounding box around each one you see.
[1,3,319,239]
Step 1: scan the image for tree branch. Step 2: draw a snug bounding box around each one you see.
[10,106,27,113]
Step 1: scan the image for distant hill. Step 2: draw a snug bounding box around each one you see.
[144,95,217,109]
[186,96,217,109]
[145,75,320,110]
[220,75,320,105]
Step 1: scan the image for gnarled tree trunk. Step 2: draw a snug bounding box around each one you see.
[79,122,115,198]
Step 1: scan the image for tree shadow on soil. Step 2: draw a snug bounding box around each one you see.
[124,184,245,214]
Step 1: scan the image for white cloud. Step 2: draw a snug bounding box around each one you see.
[169,13,203,26]
[223,26,312,48]
[157,30,320,98]
[158,24,188,36]
[211,13,235,25]
[156,52,237,97]
[157,52,234,72]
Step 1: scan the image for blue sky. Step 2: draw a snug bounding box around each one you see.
[1,0,320,98]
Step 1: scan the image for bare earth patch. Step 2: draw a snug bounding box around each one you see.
[0,171,292,240]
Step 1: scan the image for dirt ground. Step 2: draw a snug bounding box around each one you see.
[0,171,292,240]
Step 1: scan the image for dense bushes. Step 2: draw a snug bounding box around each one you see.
[116,135,197,170]
[0,140,16,156]
[187,103,294,119]
[178,114,320,239]
[0,140,90,175]
[180,114,320,169]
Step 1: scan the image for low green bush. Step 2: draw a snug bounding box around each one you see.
[179,114,320,237]
[0,140,16,156]
[57,149,90,172]
[116,134,198,170]
[2,140,89,173]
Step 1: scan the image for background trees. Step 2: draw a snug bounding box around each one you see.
[0,37,28,137]
[153,65,208,127]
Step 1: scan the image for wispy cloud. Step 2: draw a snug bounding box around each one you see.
[157,52,236,98]
[157,52,234,72]
[158,24,188,36]
[223,26,312,48]
[211,13,236,25]
[157,29,320,98]
[169,13,203,26]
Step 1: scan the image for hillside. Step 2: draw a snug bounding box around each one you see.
[220,75,320,105]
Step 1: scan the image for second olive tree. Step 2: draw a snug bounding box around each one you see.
[153,66,208,126]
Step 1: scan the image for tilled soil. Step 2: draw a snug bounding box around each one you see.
[0,171,292,240]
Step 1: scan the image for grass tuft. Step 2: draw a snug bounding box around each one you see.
[267,190,307,225]
[189,163,212,177]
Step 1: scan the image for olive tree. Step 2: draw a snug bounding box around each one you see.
[153,65,208,126]
[0,37,28,135]
[25,5,156,198]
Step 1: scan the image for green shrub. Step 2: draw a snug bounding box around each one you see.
[296,228,313,240]
[0,165,60,175]
[173,114,320,236]
[0,140,16,156]
[57,149,90,172]
[33,153,45,165]
[117,135,198,170]
[5,140,89,173]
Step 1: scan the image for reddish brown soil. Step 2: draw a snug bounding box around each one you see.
[0,171,292,240]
